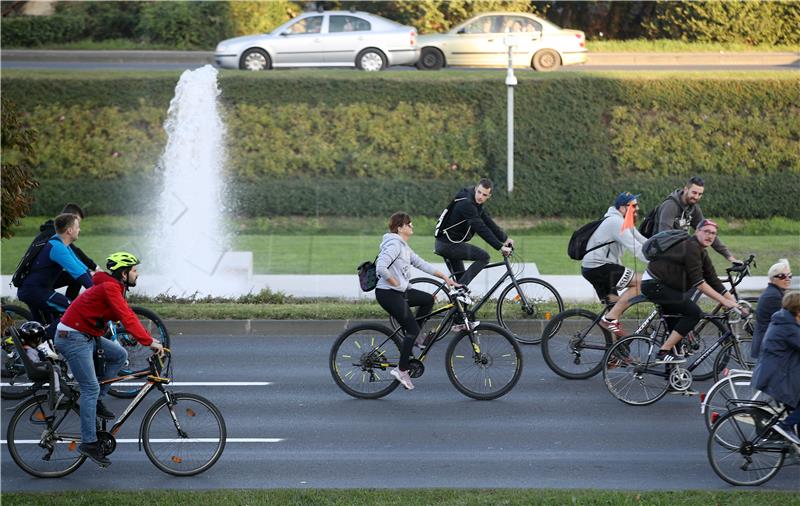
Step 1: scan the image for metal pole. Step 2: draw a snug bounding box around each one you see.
[505,42,517,194]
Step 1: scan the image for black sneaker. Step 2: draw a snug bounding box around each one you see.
[96,400,115,420]
[78,441,111,467]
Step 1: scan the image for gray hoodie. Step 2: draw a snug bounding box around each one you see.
[655,188,732,259]
[375,233,438,292]
[582,206,648,269]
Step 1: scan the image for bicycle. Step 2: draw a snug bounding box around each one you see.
[700,369,778,432]
[396,250,563,346]
[1,301,170,400]
[331,287,523,400]
[541,255,757,381]
[707,402,798,486]
[602,309,753,406]
[4,327,226,478]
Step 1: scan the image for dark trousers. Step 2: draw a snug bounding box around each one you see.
[783,405,800,429]
[641,280,703,337]
[434,239,490,287]
[54,271,83,301]
[375,288,434,371]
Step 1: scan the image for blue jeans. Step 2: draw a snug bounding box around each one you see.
[54,331,127,444]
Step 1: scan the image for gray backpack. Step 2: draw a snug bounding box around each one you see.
[642,230,691,261]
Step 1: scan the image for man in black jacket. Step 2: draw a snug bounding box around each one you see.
[434,178,513,288]
[24,203,97,300]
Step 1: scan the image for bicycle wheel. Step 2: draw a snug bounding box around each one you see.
[389,277,453,343]
[707,407,786,486]
[1,304,35,399]
[141,392,226,476]
[496,277,564,345]
[6,394,86,478]
[109,306,171,398]
[712,341,754,383]
[701,372,759,432]
[330,324,402,399]
[603,335,669,406]
[541,309,612,380]
[445,322,522,400]
[686,317,727,382]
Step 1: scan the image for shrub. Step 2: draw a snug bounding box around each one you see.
[0,14,84,47]
[227,1,298,37]
[136,1,233,50]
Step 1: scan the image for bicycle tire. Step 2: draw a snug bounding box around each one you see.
[686,317,727,382]
[712,341,755,384]
[541,309,612,380]
[141,392,226,476]
[496,277,564,345]
[445,322,523,400]
[6,394,86,478]
[707,406,786,486]
[109,306,171,398]
[603,335,669,406]
[330,323,403,399]
[1,304,35,400]
[701,372,759,433]
[389,277,453,343]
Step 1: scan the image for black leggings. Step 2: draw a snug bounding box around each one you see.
[641,280,703,337]
[375,288,434,371]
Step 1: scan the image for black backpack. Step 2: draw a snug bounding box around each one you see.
[434,197,467,240]
[11,237,49,288]
[567,217,614,261]
[356,253,400,292]
[638,195,680,239]
[642,229,691,262]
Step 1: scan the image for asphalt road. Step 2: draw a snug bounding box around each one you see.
[2,331,798,492]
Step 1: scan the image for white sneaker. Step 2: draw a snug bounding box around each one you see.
[773,423,800,445]
[451,320,480,333]
[390,368,415,390]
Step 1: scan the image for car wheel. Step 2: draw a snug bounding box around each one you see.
[532,49,561,72]
[416,47,444,70]
[239,48,271,71]
[356,48,386,71]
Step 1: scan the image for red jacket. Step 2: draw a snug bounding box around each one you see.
[60,272,154,346]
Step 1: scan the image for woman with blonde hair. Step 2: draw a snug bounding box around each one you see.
[752,259,792,359]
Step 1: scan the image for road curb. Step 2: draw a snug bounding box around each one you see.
[165,319,380,336]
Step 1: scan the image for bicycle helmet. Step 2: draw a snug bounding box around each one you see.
[19,321,47,347]
[106,251,140,272]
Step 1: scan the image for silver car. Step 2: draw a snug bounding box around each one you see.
[215,11,419,71]
[416,12,587,71]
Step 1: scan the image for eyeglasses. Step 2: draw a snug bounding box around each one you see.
[773,273,793,280]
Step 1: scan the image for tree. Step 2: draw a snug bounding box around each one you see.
[1,98,39,239]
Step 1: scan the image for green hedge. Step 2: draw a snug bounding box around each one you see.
[5,74,799,219]
[0,14,85,46]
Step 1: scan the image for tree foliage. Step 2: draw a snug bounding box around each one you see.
[1,99,39,239]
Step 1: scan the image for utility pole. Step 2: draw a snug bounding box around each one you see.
[504,36,517,194]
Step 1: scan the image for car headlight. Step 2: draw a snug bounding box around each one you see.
[216,42,229,53]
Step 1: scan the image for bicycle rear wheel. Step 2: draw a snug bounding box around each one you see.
[1,304,34,399]
[330,324,402,399]
[707,407,786,486]
[541,309,611,380]
[603,335,669,406]
[109,306,171,398]
[141,392,226,476]
[701,372,760,432]
[496,277,563,345]
[6,395,86,478]
[445,322,522,400]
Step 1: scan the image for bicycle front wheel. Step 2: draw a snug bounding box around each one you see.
[330,324,402,399]
[2,304,35,400]
[687,317,726,382]
[445,322,522,400]
[141,392,226,476]
[701,372,760,433]
[707,407,785,486]
[6,395,86,478]
[497,277,564,345]
[603,335,669,406]
[541,309,612,380]
[712,341,754,383]
[109,306,171,398]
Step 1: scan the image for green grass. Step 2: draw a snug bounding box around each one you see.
[3,489,798,506]
[588,38,800,53]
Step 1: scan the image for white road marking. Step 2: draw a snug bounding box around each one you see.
[1,381,272,387]
[2,438,283,444]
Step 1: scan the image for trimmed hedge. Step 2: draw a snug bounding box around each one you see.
[5,74,798,219]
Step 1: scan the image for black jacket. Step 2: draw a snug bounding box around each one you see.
[30,220,97,271]
[437,186,507,250]
[752,282,786,359]
[646,236,726,294]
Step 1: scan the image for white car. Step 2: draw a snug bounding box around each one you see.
[215,10,419,71]
[416,12,587,71]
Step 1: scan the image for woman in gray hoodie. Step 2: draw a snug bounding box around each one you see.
[375,212,457,390]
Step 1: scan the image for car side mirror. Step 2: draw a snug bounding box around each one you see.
[457,28,466,34]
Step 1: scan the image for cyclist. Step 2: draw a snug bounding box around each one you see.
[55,251,164,467]
[377,212,457,391]
[17,213,93,327]
[434,178,513,331]
[752,259,792,360]
[641,219,740,364]
[581,191,648,338]
[654,176,739,263]
[751,291,800,444]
